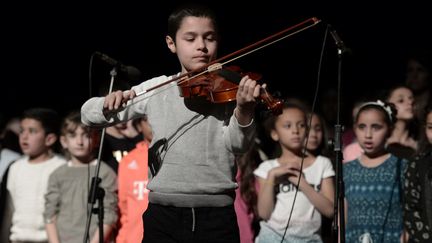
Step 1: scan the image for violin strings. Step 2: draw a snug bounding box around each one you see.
[124,82,178,110]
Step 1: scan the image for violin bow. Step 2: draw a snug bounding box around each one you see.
[135,17,322,97]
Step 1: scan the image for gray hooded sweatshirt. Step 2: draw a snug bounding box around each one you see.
[81,74,255,207]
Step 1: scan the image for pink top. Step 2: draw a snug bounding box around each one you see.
[343,142,363,163]
[342,129,356,148]
[234,170,259,243]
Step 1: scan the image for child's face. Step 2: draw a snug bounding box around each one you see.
[406,59,430,93]
[167,16,218,73]
[138,119,153,143]
[306,114,323,152]
[19,118,51,157]
[271,108,306,152]
[61,126,95,162]
[354,109,389,157]
[388,87,414,121]
[425,111,432,144]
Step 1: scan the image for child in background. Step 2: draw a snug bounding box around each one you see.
[404,50,432,121]
[404,104,432,242]
[305,111,334,243]
[306,112,330,157]
[44,111,117,243]
[0,115,21,182]
[117,115,153,243]
[6,108,65,242]
[103,119,143,173]
[343,100,406,242]
[98,80,144,174]
[254,102,335,242]
[235,140,265,243]
[385,85,418,160]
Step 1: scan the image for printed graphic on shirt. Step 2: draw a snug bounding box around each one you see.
[277,181,320,193]
[133,180,149,200]
[127,160,139,170]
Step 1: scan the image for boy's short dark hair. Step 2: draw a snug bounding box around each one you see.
[21,108,61,136]
[167,3,218,40]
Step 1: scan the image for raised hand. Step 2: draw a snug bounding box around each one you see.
[103,90,136,111]
[235,75,261,125]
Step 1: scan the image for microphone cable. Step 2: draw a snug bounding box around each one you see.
[88,52,96,98]
[279,23,330,243]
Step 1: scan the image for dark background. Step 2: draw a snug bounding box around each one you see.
[2,1,431,125]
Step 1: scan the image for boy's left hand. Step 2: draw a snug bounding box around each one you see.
[235,75,261,125]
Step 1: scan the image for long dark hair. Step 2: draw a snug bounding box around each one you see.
[307,111,330,156]
[236,141,263,236]
[382,84,419,139]
[417,103,432,154]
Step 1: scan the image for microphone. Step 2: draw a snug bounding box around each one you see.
[94,51,142,81]
[328,25,351,54]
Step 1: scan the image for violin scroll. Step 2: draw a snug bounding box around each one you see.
[259,87,283,115]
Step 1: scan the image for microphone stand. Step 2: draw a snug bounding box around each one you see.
[83,66,118,243]
[330,26,348,243]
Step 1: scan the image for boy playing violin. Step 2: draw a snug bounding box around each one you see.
[81,3,262,242]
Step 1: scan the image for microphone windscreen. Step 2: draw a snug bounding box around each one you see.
[124,66,142,81]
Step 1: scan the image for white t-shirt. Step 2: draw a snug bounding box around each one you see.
[253,155,335,238]
[6,154,65,241]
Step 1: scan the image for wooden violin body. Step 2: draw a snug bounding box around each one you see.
[178,65,282,115]
[178,66,259,102]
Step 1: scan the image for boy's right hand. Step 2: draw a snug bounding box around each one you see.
[103,89,136,111]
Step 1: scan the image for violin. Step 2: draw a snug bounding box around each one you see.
[178,64,283,115]
[133,17,320,116]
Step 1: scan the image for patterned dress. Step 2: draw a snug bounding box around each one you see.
[344,154,406,242]
[404,151,432,242]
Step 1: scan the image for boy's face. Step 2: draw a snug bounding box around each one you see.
[166,16,218,73]
[19,118,54,158]
[61,126,96,162]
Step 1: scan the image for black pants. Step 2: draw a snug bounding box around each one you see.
[142,203,240,243]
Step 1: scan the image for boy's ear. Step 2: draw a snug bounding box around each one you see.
[59,135,68,149]
[45,133,58,147]
[166,35,176,53]
[270,129,279,142]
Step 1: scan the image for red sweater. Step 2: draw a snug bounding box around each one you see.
[116,141,149,243]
